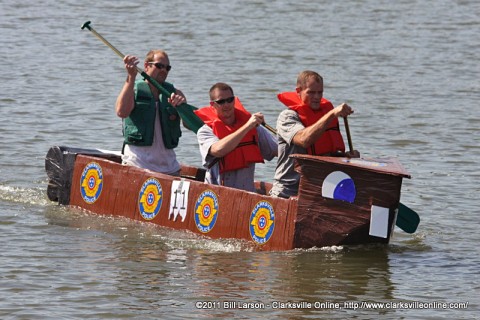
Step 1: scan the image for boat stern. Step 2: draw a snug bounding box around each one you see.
[291,155,410,248]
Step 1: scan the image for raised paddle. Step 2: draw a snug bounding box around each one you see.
[343,116,420,234]
[81,21,204,133]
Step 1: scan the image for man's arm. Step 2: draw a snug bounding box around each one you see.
[115,55,138,118]
[292,103,354,148]
[209,113,264,158]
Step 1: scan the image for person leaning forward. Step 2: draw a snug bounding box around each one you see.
[115,49,186,175]
[270,70,360,199]
[195,82,277,192]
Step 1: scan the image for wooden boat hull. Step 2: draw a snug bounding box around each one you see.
[45,146,410,251]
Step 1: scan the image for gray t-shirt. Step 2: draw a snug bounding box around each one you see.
[270,109,307,198]
[197,124,277,192]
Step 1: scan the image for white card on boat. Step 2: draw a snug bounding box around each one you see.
[169,179,190,222]
[369,205,389,238]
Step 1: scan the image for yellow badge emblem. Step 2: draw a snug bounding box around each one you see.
[249,201,275,244]
[194,190,219,233]
[138,178,163,220]
[80,162,103,204]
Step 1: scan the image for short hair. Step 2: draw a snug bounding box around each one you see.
[296,70,323,89]
[209,82,234,100]
[145,49,168,62]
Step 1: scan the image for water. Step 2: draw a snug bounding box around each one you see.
[1,0,479,318]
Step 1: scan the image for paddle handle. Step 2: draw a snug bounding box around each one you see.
[81,21,171,96]
[262,122,277,135]
[81,21,205,133]
[343,117,354,152]
[82,21,125,60]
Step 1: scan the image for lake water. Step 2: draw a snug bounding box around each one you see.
[0,0,479,318]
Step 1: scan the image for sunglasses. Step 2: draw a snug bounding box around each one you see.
[213,96,235,105]
[148,62,172,71]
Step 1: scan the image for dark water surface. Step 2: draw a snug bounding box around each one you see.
[1,0,478,318]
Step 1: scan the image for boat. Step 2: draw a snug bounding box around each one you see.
[45,145,415,251]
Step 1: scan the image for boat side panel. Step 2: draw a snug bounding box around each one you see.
[111,166,142,220]
[285,198,298,249]
[70,155,136,219]
[69,155,297,251]
[186,184,296,251]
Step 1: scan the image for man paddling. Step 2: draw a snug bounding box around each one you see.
[195,83,277,192]
[270,70,360,198]
[115,49,186,175]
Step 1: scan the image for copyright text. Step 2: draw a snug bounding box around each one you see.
[195,300,469,310]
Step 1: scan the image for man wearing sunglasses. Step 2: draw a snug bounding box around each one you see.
[115,49,186,175]
[270,70,360,198]
[195,83,277,192]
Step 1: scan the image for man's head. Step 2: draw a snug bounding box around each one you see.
[296,70,324,110]
[144,49,171,83]
[209,82,236,125]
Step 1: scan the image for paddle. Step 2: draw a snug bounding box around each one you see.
[343,115,354,153]
[262,122,277,135]
[206,120,276,169]
[396,203,420,234]
[81,21,204,133]
[342,116,420,234]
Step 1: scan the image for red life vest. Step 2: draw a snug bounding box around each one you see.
[277,92,345,155]
[194,97,264,173]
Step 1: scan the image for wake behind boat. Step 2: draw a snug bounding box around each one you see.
[45,146,416,251]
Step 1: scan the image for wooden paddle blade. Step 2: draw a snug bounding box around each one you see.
[396,202,420,234]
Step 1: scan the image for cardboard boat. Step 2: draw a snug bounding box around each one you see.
[45,146,412,251]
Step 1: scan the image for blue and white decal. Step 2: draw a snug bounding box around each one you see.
[322,171,356,203]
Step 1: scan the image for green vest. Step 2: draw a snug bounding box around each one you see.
[123,80,181,149]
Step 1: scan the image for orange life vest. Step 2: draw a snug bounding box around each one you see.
[194,97,264,173]
[277,92,345,155]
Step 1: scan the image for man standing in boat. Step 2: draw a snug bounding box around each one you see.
[195,83,277,192]
[270,70,360,198]
[115,50,186,175]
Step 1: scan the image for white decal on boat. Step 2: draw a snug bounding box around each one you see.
[369,205,389,238]
[342,158,387,167]
[169,179,190,222]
